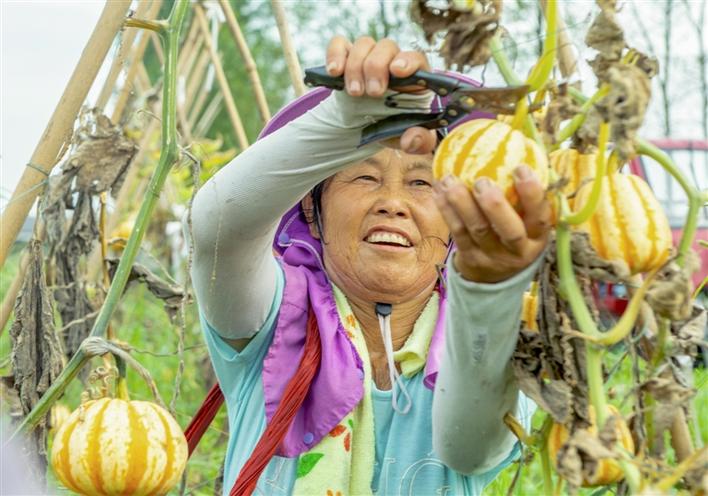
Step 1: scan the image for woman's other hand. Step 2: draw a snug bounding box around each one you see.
[325,35,437,155]
[433,166,552,283]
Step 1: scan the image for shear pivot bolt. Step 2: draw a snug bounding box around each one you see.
[439,119,449,126]
[448,109,458,117]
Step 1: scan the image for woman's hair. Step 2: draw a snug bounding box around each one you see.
[307,180,327,243]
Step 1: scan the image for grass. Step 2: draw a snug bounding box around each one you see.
[1,243,706,495]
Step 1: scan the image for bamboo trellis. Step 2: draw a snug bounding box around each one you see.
[0,0,306,332]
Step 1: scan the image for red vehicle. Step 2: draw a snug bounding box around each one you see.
[599,139,708,316]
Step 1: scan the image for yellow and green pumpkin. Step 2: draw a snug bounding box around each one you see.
[433,119,549,207]
[574,172,672,274]
[51,398,188,496]
[549,148,597,209]
[548,404,635,487]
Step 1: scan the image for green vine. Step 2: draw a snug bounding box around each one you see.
[11,0,189,439]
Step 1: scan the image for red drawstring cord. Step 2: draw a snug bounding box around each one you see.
[184,382,224,456]
[232,308,321,495]
[184,307,321,496]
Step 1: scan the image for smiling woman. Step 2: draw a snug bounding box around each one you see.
[189,36,550,495]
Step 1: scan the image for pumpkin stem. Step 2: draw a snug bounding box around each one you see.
[591,269,658,346]
[563,124,612,225]
[539,416,554,496]
[554,84,609,148]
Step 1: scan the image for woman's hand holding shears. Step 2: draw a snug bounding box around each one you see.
[322,36,552,283]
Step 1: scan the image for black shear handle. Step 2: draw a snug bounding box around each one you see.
[304,65,465,96]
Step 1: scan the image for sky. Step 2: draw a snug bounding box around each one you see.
[1,0,106,209]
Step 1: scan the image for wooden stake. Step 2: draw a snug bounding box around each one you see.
[270,0,306,96]
[95,0,152,111]
[194,3,249,149]
[185,49,210,109]
[188,84,210,129]
[111,0,163,124]
[194,92,224,138]
[0,1,132,268]
[219,0,271,122]
[541,0,578,79]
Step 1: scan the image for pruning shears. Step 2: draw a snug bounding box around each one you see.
[304,65,530,146]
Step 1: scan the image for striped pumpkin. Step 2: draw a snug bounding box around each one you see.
[521,290,539,332]
[51,398,188,496]
[548,405,634,487]
[574,173,672,274]
[549,148,597,209]
[433,119,549,207]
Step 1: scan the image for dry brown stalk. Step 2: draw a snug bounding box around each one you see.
[111,0,163,124]
[270,0,306,96]
[0,1,132,268]
[137,62,153,92]
[95,0,152,111]
[219,0,271,122]
[194,3,249,150]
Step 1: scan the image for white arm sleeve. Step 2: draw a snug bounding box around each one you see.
[433,254,541,475]
[190,90,433,338]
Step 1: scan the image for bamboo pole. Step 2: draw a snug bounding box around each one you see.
[137,62,152,91]
[111,0,163,124]
[270,0,306,96]
[194,3,249,149]
[194,92,224,138]
[0,1,132,269]
[96,0,152,111]
[188,83,210,128]
[150,31,165,65]
[219,0,271,122]
[185,49,210,108]
[541,0,578,79]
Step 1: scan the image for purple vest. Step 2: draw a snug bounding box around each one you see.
[263,208,448,457]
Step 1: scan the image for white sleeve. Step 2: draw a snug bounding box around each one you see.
[432,254,541,475]
[189,90,433,338]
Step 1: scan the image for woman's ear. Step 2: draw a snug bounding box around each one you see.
[301,194,321,240]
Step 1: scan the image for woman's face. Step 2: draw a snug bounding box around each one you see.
[314,148,450,304]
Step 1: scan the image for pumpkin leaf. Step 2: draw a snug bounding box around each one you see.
[296,453,324,479]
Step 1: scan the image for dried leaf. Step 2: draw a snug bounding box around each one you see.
[670,306,707,355]
[410,0,502,69]
[542,84,582,145]
[61,109,137,196]
[9,240,65,481]
[646,252,700,321]
[107,259,190,320]
[585,8,624,60]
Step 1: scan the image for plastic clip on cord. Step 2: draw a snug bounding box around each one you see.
[375,302,412,415]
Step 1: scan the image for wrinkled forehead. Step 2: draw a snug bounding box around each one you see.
[334,148,434,176]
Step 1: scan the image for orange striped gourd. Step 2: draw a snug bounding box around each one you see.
[51,398,188,495]
[548,405,634,487]
[549,148,597,209]
[50,403,72,433]
[574,172,672,274]
[433,119,549,207]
